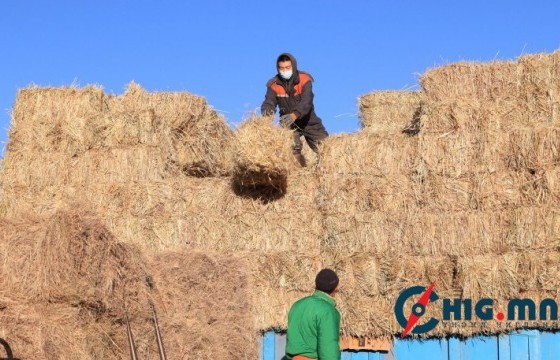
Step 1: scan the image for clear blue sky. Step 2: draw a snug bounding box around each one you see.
[1,1,559,151]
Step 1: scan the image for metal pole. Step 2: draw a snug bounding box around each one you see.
[126,314,139,360]
[152,304,167,360]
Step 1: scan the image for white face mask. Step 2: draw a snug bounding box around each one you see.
[279,69,293,80]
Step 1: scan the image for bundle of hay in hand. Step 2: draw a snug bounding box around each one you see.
[232,115,294,193]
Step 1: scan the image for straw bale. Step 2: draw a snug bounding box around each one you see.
[181,172,322,253]
[413,171,543,211]
[517,51,560,125]
[504,126,560,171]
[403,210,499,256]
[500,206,560,252]
[5,83,233,179]
[412,172,473,210]
[420,99,519,133]
[377,254,455,296]
[321,253,387,336]
[114,82,234,176]
[232,115,294,189]
[513,251,560,293]
[319,131,418,178]
[420,60,519,103]
[417,130,507,176]
[321,211,412,255]
[0,208,150,307]
[456,253,521,300]
[0,302,93,359]
[110,82,208,128]
[358,91,424,131]
[85,108,166,148]
[0,147,172,190]
[246,251,320,330]
[399,207,560,257]
[148,251,258,360]
[543,166,560,198]
[1,172,323,252]
[318,173,414,214]
[7,86,106,155]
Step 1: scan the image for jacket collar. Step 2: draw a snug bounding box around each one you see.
[312,290,336,307]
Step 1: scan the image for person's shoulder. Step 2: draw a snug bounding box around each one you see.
[298,71,314,83]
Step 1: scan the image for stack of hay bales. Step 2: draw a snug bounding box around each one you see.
[2,50,560,356]
[303,88,424,337]
[309,50,560,338]
[410,51,560,336]
[0,82,325,356]
[1,82,233,250]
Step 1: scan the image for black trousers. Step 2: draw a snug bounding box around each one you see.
[291,122,328,154]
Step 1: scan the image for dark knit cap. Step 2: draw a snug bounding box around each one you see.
[315,268,339,293]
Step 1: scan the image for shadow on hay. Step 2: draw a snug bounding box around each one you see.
[232,171,287,203]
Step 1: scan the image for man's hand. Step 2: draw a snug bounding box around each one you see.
[279,114,293,128]
[280,113,297,127]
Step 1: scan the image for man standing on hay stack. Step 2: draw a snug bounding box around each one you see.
[285,269,341,360]
[261,53,329,167]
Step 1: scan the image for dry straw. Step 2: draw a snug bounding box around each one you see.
[0,209,258,359]
[359,91,424,132]
[232,114,294,191]
[2,50,560,351]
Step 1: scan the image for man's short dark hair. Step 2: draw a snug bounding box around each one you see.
[277,54,291,64]
[315,268,339,294]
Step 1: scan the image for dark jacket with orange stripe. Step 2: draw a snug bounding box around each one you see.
[261,53,324,129]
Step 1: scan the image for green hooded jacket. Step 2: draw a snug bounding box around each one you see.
[285,290,341,360]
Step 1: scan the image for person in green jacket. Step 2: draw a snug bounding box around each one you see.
[285,268,341,360]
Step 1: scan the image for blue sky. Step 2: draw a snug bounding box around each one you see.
[1,1,559,151]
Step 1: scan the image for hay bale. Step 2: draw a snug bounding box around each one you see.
[320,211,413,255]
[7,86,106,155]
[1,147,172,191]
[0,303,92,360]
[505,126,560,172]
[0,209,148,304]
[358,91,424,131]
[457,253,520,300]
[420,60,519,103]
[420,100,515,133]
[517,51,560,125]
[104,82,235,176]
[416,130,507,176]
[0,208,156,359]
[319,131,418,178]
[148,251,258,360]
[232,115,294,190]
[405,207,560,256]
[181,173,322,253]
[319,173,413,214]
[1,171,323,252]
[246,252,321,330]
[3,83,233,184]
[412,171,530,211]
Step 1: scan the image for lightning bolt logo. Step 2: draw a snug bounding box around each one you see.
[394,282,439,337]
